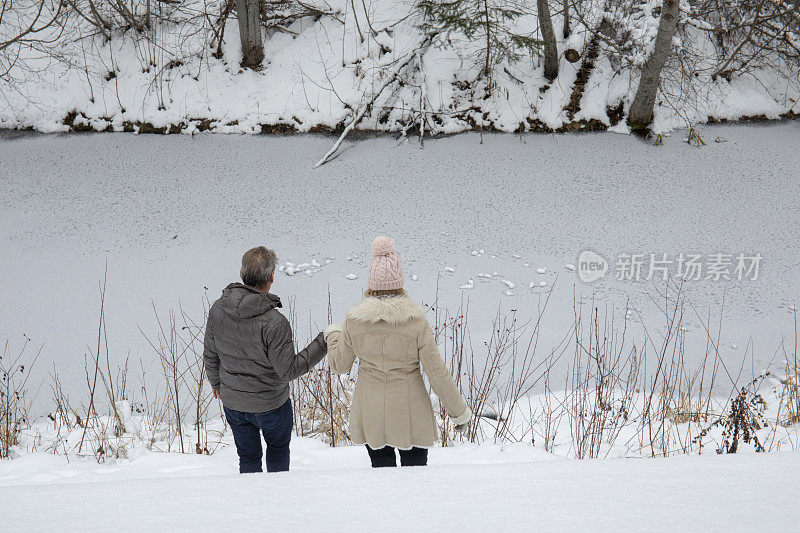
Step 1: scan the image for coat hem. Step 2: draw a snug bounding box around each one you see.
[356,439,436,451]
[220,386,290,414]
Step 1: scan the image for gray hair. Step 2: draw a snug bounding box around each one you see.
[240,246,277,288]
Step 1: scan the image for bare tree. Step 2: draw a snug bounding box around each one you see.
[695,0,800,82]
[315,34,436,168]
[418,0,540,82]
[236,0,264,68]
[537,0,559,81]
[0,0,63,79]
[627,0,680,130]
[563,0,570,38]
[5,0,67,46]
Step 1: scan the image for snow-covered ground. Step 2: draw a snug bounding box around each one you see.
[2,435,798,531]
[2,122,799,407]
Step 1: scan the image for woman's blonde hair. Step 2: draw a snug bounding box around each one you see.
[364,288,406,298]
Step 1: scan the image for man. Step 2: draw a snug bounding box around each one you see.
[203,246,327,473]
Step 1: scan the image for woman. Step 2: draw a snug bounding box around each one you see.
[324,236,472,467]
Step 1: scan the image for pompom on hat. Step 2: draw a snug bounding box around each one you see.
[368,236,404,290]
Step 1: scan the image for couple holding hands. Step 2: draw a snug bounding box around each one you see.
[203,237,472,473]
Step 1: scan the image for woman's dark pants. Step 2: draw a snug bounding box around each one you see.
[366,445,428,467]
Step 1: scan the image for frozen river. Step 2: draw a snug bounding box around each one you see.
[1,122,799,405]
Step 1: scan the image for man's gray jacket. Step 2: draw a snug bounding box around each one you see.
[203,283,326,413]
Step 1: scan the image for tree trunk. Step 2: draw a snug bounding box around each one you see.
[537,0,559,81]
[482,0,492,77]
[563,0,570,39]
[627,0,680,130]
[235,0,264,68]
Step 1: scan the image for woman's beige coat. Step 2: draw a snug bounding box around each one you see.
[324,295,471,450]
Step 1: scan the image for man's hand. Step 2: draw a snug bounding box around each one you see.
[212,388,221,400]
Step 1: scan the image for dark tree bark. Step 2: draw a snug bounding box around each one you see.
[563,0,570,39]
[627,0,680,130]
[236,0,264,68]
[483,0,492,77]
[538,0,559,81]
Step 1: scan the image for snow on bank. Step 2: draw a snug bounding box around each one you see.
[0,1,797,134]
[1,441,798,531]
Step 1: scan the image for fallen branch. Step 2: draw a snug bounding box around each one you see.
[314,34,434,168]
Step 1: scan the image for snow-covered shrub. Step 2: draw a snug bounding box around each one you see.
[695,0,800,82]
[775,359,800,427]
[142,303,217,455]
[292,364,354,446]
[717,381,767,454]
[284,297,354,446]
[692,374,769,454]
[20,283,222,463]
[417,0,541,79]
[0,338,37,459]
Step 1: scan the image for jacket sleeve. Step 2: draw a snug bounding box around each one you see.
[203,318,221,389]
[325,322,356,375]
[417,317,471,423]
[264,313,327,382]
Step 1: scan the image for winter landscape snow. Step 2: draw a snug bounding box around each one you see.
[1,122,800,530]
[3,0,800,527]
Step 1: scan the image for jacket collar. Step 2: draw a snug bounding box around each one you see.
[220,283,281,319]
[346,295,426,325]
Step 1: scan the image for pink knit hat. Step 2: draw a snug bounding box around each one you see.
[368,236,404,290]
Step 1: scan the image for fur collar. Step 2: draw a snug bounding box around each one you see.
[346,295,426,325]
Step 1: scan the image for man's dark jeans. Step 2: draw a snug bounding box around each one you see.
[224,398,293,473]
